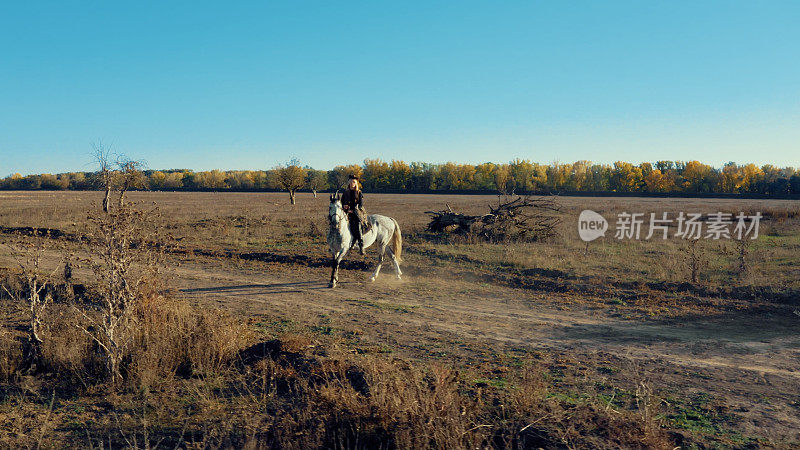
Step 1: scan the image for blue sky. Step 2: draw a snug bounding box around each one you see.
[1,1,798,175]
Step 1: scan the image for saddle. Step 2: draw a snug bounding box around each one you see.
[352,206,371,234]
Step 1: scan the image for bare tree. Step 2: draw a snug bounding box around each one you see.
[274,161,307,205]
[92,144,147,212]
[116,156,147,208]
[93,143,114,213]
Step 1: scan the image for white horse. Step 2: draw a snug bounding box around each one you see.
[327,193,402,288]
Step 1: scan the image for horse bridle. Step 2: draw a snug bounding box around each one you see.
[328,191,344,227]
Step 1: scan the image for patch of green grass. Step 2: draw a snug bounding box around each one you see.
[686,371,713,381]
[596,365,619,375]
[663,392,743,438]
[597,392,628,409]
[472,377,508,389]
[253,318,296,335]
[667,407,717,435]
[546,391,591,406]
[65,420,85,431]
[311,325,333,335]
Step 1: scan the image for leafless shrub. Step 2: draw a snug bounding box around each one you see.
[634,378,661,441]
[733,236,752,281]
[1,230,63,365]
[684,238,706,284]
[307,219,324,239]
[77,202,166,387]
[0,327,23,383]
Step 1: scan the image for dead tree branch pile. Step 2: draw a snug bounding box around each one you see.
[426,196,562,242]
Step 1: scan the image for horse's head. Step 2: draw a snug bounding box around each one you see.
[328,191,344,226]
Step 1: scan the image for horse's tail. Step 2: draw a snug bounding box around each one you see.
[390,218,403,262]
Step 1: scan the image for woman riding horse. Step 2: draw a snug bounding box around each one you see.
[327,185,402,288]
[340,174,367,254]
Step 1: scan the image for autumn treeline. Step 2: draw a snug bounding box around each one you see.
[3,159,800,196]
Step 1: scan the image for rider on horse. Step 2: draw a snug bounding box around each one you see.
[341,174,367,254]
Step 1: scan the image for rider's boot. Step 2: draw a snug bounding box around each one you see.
[357,224,365,255]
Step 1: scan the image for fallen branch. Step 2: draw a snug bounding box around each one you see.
[426,196,562,242]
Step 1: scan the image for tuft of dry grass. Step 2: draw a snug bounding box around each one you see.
[0,328,22,384]
[131,295,255,387]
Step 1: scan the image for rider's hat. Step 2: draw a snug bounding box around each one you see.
[348,174,360,180]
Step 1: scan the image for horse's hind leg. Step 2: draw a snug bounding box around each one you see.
[369,246,385,282]
[386,246,402,279]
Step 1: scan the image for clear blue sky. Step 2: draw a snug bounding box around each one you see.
[1,1,798,176]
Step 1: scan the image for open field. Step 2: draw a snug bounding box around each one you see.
[0,190,799,447]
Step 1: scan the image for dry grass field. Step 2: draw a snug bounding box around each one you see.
[0,190,798,448]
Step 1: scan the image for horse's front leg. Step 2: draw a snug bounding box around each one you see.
[329,256,339,288]
[329,249,348,288]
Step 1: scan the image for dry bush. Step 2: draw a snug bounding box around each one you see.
[732,236,751,281]
[0,328,23,383]
[683,239,707,284]
[0,231,66,366]
[311,361,484,449]
[39,305,99,387]
[77,200,171,387]
[230,351,487,448]
[307,218,325,239]
[222,344,674,449]
[21,194,257,390]
[25,287,254,391]
[131,296,254,387]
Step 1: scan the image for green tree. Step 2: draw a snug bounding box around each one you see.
[387,160,412,190]
[306,170,329,197]
[363,159,391,190]
[274,162,306,204]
